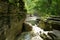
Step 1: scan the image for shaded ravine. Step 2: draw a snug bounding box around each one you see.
[18,16,60,40]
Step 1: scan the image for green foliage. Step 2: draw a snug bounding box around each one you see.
[25,0,60,20]
[24,0,36,13]
[25,0,49,14]
[9,0,19,6]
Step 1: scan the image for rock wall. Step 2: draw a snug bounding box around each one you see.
[0,0,27,40]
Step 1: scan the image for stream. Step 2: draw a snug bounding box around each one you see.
[18,16,60,40]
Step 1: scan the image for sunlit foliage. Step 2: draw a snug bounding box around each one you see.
[24,0,60,20]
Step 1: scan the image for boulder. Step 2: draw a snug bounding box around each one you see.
[22,23,32,32]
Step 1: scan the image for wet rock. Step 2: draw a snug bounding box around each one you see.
[38,20,52,31]
[47,16,60,31]
[22,23,32,32]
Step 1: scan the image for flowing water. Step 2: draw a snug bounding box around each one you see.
[18,16,60,40]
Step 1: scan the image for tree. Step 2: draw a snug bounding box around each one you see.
[25,0,60,20]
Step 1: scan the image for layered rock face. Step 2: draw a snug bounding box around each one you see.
[0,0,27,40]
[0,1,8,40]
[37,16,60,31]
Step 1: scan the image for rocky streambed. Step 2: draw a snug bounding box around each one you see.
[17,16,60,40]
[17,24,60,40]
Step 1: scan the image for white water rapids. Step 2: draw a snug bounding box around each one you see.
[18,24,60,40]
[18,16,60,40]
